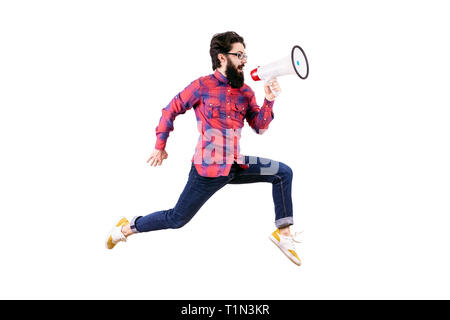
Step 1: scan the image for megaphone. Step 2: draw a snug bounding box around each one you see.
[250,45,309,84]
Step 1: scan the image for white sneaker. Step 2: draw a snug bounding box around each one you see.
[269,229,302,266]
[105,217,129,249]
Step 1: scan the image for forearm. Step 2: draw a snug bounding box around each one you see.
[153,79,200,149]
[154,103,178,150]
[248,98,275,133]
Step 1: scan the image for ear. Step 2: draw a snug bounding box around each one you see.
[218,53,227,67]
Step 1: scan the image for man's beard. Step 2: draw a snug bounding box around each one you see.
[225,58,245,88]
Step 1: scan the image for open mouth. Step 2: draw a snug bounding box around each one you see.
[238,65,244,72]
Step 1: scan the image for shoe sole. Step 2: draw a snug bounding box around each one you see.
[269,235,302,266]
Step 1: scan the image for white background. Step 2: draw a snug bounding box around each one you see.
[1,0,449,299]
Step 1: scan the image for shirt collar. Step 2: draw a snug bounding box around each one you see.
[213,70,229,84]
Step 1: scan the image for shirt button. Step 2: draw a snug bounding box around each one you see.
[264,118,267,120]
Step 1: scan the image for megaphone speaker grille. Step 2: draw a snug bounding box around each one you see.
[292,45,309,79]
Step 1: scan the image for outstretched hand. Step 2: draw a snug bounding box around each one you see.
[147,149,168,167]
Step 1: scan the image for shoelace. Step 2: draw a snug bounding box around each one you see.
[279,235,295,251]
[292,231,303,243]
[279,231,302,251]
[112,226,127,242]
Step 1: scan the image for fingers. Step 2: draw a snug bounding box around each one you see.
[156,157,165,166]
[147,156,165,167]
[264,81,274,92]
[147,149,168,167]
[272,81,280,90]
[264,79,281,92]
[272,85,281,94]
[270,79,281,92]
[265,78,278,86]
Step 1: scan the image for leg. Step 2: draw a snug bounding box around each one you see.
[230,157,301,266]
[129,164,229,233]
[229,156,294,232]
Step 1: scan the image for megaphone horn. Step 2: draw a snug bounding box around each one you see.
[250,45,309,82]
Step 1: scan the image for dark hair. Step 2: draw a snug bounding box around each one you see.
[210,31,246,70]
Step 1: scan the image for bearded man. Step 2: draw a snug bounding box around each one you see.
[106,31,301,266]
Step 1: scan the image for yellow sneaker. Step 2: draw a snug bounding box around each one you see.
[269,229,302,266]
[105,217,129,249]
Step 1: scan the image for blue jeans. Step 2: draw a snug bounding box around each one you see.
[130,156,294,233]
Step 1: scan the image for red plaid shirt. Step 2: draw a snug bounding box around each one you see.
[155,70,274,177]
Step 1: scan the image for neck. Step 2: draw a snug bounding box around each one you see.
[217,67,227,78]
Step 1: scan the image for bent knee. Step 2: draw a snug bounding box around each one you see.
[170,220,188,229]
[278,162,293,179]
[169,216,191,229]
[168,210,195,229]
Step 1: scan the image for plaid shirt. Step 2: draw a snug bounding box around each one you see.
[155,70,274,177]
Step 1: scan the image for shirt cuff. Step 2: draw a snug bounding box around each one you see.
[263,98,275,108]
[155,138,166,150]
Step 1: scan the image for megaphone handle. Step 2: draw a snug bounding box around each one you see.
[265,78,280,97]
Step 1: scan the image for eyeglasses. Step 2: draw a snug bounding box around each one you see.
[226,52,248,61]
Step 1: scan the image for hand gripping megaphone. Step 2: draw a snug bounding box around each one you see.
[250,45,309,95]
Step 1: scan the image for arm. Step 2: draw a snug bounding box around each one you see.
[154,79,201,150]
[245,79,281,134]
[147,79,200,167]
